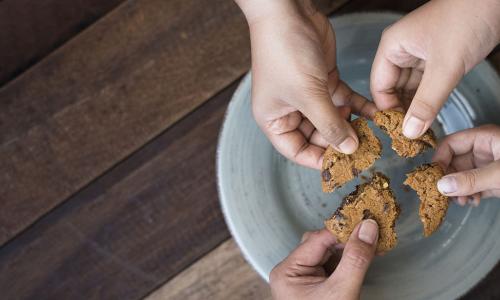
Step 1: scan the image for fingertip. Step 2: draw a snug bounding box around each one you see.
[357,219,379,246]
[402,114,426,139]
[335,136,358,154]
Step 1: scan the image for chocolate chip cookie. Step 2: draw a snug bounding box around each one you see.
[404,163,449,237]
[324,173,400,252]
[374,110,436,158]
[321,118,382,192]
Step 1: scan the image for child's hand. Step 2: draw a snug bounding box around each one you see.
[370,0,500,140]
[236,0,377,169]
[433,125,500,206]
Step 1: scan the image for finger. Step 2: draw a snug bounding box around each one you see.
[285,229,338,269]
[267,129,325,169]
[309,130,329,148]
[328,70,378,120]
[297,118,315,139]
[298,83,359,155]
[437,160,500,197]
[450,152,475,172]
[469,194,481,207]
[328,220,378,294]
[370,45,403,111]
[402,63,462,139]
[433,125,498,168]
[457,196,467,206]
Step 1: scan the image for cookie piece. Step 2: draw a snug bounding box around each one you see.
[373,110,437,158]
[404,163,449,237]
[324,173,400,252]
[321,118,382,192]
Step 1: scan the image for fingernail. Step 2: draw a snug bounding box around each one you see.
[358,219,378,245]
[403,115,425,139]
[437,176,457,194]
[338,137,357,154]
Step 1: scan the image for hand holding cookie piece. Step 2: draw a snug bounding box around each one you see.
[321,118,382,192]
[325,173,400,252]
[404,163,449,237]
[374,110,436,158]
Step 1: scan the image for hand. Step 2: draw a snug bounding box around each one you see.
[433,125,500,206]
[270,220,379,300]
[235,0,377,169]
[371,0,500,139]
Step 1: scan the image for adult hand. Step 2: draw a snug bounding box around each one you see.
[433,125,500,206]
[235,0,377,169]
[270,220,378,300]
[371,0,500,139]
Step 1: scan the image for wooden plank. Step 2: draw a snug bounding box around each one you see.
[0,0,348,247]
[146,239,272,300]
[0,0,248,246]
[0,0,125,86]
[0,80,238,300]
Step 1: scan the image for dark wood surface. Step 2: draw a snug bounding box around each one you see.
[0,0,125,86]
[0,0,499,299]
[0,0,252,246]
[0,81,238,300]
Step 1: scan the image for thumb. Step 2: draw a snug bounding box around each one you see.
[328,219,378,295]
[298,88,359,154]
[437,161,500,197]
[403,63,462,139]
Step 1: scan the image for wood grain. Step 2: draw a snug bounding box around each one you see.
[0,0,349,247]
[0,80,239,300]
[146,239,272,300]
[0,0,124,86]
[0,0,249,246]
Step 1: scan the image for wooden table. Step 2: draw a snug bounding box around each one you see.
[0,0,499,299]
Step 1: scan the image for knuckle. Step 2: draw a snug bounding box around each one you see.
[343,245,371,270]
[463,170,478,191]
[410,97,440,120]
[321,122,349,145]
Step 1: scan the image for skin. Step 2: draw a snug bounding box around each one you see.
[433,125,500,207]
[270,221,379,300]
[371,0,500,140]
[236,0,377,169]
[234,0,500,297]
[236,0,500,170]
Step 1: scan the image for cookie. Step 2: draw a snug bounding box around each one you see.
[321,118,382,192]
[373,110,437,158]
[324,173,400,252]
[404,163,449,237]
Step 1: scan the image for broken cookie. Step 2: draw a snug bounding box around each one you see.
[374,110,437,158]
[321,118,382,192]
[324,173,400,252]
[404,163,449,237]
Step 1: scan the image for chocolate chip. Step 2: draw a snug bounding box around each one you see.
[362,209,375,220]
[322,169,331,181]
[383,203,389,213]
[379,125,388,132]
[351,167,360,176]
[333,210,345,222]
